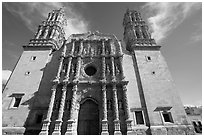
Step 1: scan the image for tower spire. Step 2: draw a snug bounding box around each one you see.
[123,9,156,51]
[24,7,67,50]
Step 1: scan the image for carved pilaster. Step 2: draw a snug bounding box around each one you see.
[101,57,106,80]
[65,84,78,135]
[71,40,75,55]
[122,84,133,133]
[101,40,105,55]
[118,41,123,55]
[74,40,82,81]
[40,84,57,135]
[112,84,119,120]
[101,40,106,81]
[52,85,67,135]
[74,57,81,81]
[79,40,84,55]
[64,57,72,81]
[112,84,122,135]
[101,84,108,135]
[122,84,130,119]
[110,57,116,81]
[53,44,66,82]
[119,56,125,80]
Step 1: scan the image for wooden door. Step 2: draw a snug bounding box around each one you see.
[77,99,99,135]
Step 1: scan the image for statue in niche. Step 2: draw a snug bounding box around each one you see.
[54,100,60,110]
[118,100,123,109]
[71,64,75,75]
[106,64,110,75]
[115,64,120,75]
[107,100,112,110]
[97,46,101,55]
[105,46,110,55]
[83,46,87,55]
[90,46,94,56]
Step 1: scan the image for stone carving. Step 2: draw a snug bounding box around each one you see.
[115,64,120,75]
[106,64,110,75]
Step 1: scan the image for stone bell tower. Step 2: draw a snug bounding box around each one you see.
[2,8,67,135]
[122,9,195,135]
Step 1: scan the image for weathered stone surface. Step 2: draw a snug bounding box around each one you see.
[150,126,167,135]
[2,127,26,135]
[131,125,148,135]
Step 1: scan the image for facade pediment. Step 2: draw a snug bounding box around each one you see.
[70,31,113,41]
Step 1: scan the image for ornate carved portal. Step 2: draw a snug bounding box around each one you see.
[40,32,132,135]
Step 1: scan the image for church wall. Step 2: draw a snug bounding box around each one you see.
[23,46,65,131]
[123,53,142,125]
[2,48,52,128]
[133,49,191,126]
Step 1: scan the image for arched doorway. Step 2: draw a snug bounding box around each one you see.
[77,99,100,135]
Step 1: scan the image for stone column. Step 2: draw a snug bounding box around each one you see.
[101,84,109,135]
[137,25,144,39]
[56,13,61,21]
[74,40,83,81]
[101,40,106,79]
[40,84,57,135]
[110,57,116,81]
[101,40,109,134]
[47,12,52,21]
[122,84,133,134]
[143,25,151,39]
[65,84,78,135]
[118,42,125,80]
[52,12,56,21]
[35,26,43,39]
[42,26,49,39]
[119,57,125,80]
[50,26,56,39]
[52,84,67,135]
[110,40,116,81]
[64,40,75,81]
[112,84,122,135]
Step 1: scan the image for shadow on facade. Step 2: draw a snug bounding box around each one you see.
[21,91,43,134]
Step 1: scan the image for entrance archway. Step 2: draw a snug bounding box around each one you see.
[77,99,100,135]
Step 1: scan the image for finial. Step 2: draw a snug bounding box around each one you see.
[59,6,65,13]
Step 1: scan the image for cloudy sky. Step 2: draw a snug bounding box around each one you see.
[2,2,202,106]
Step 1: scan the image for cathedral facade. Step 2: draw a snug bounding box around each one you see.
[2,8,195,135]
